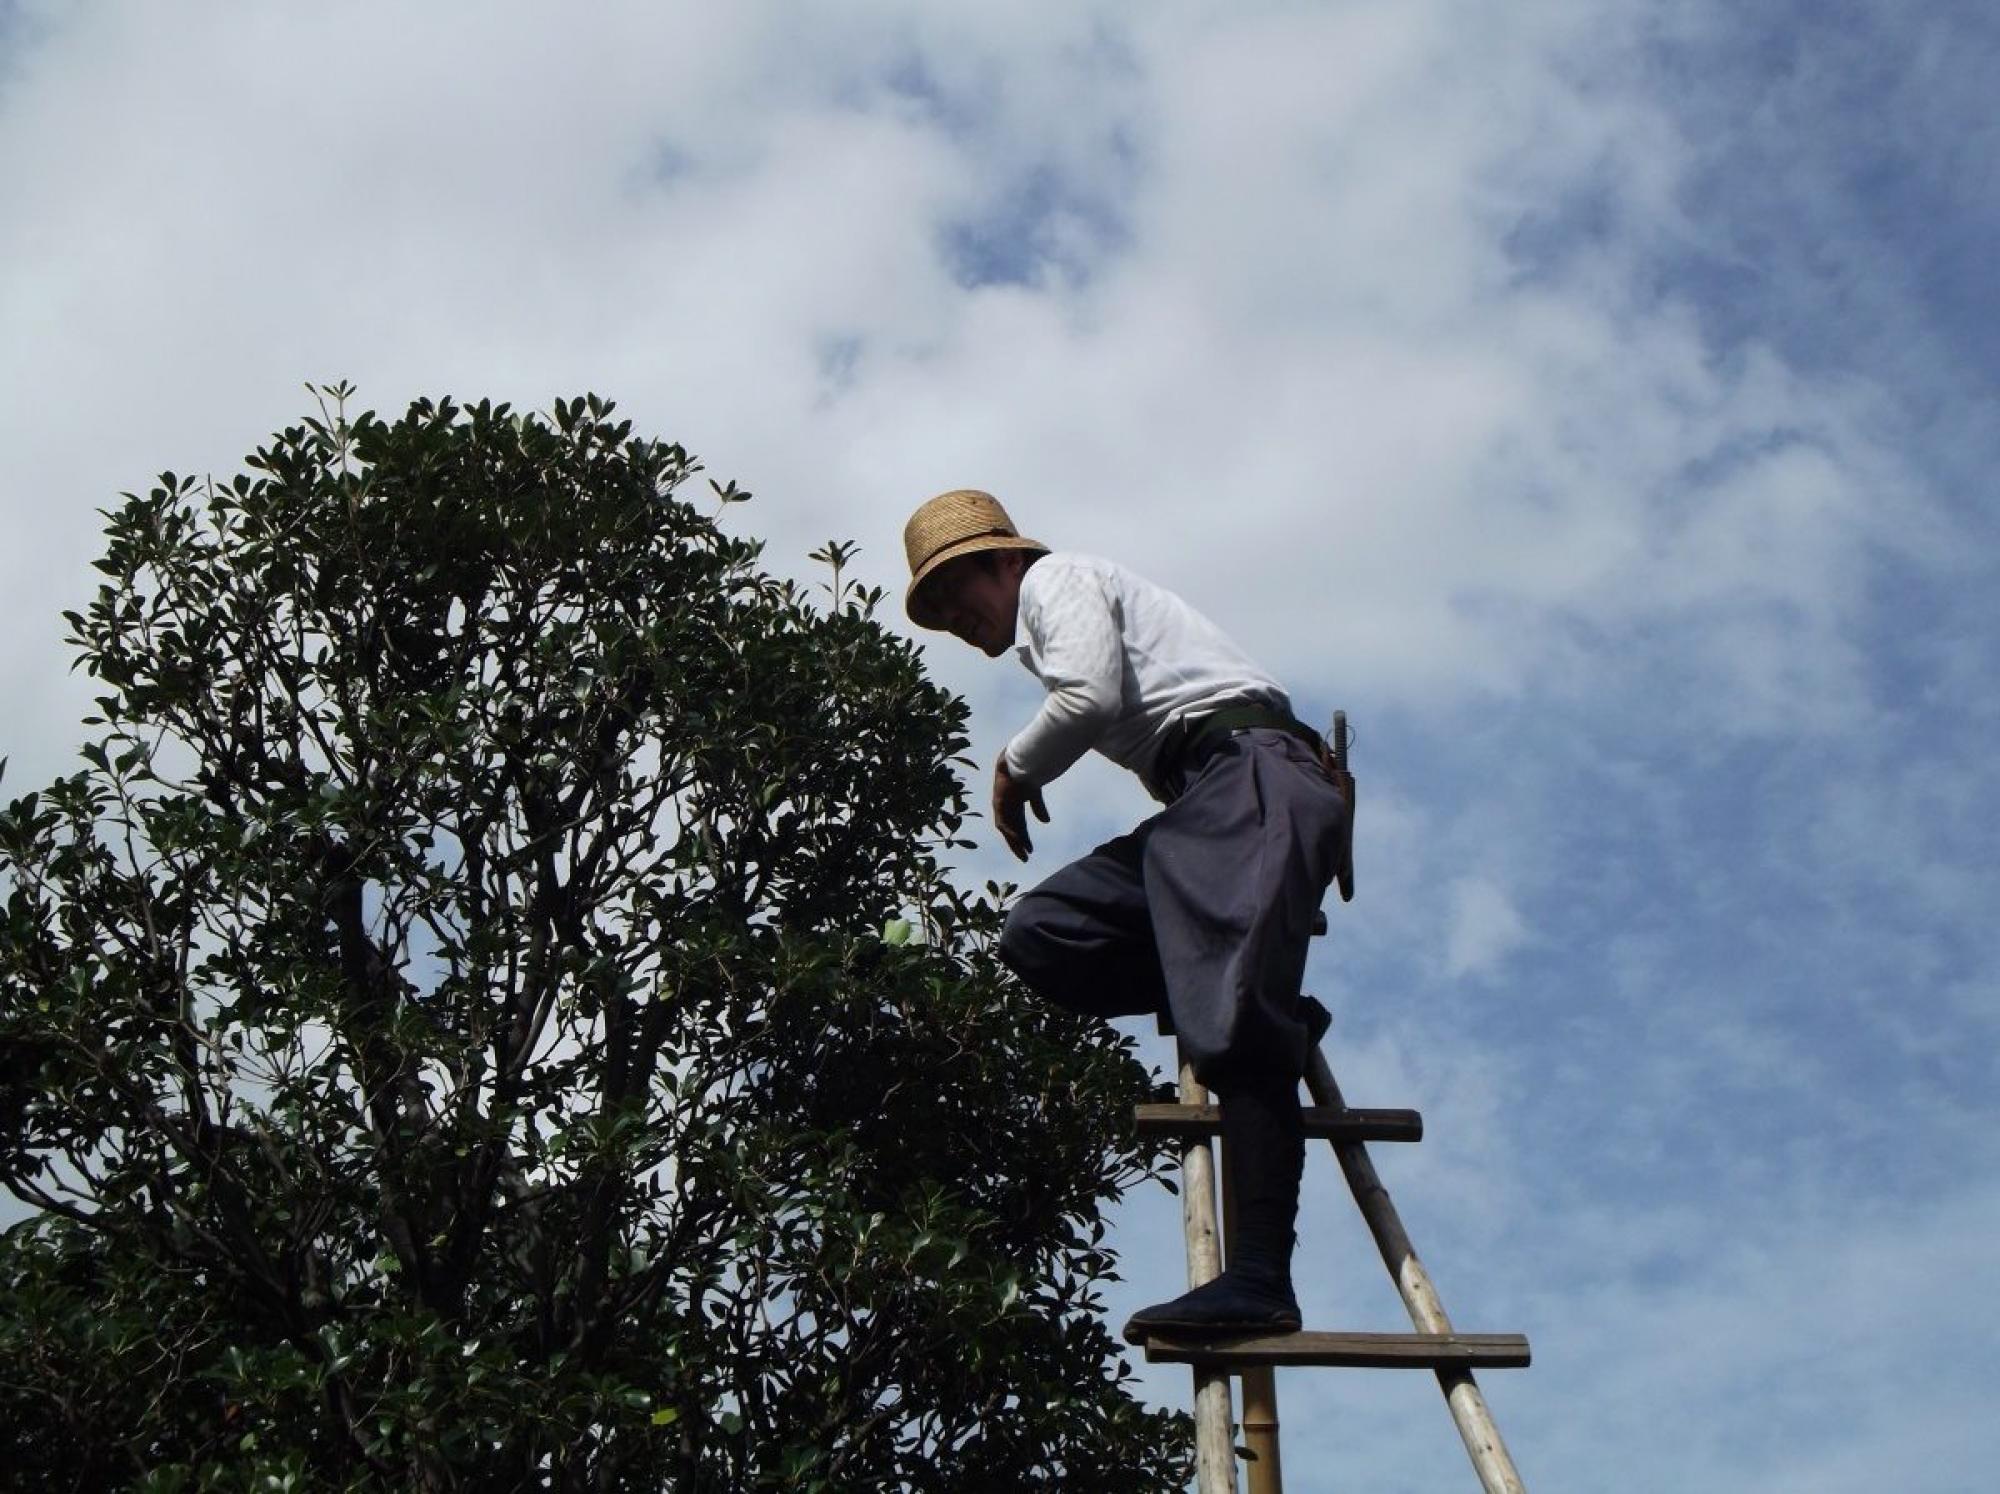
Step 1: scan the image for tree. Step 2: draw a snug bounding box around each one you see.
[0,388,1188,1491]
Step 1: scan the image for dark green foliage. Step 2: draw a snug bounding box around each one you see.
[0,388,1187,1491]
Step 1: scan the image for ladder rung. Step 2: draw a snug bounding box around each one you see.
[1140,1330,1530,1370]
[1133,1104,1422,1144]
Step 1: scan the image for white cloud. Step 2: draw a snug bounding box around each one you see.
[1445,874,1530,978]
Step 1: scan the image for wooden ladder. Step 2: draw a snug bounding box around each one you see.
[1127,716,1530,1493]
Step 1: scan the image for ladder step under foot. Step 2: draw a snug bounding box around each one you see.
[1134,1103,1423,1143]
[1138,1330,1530,1370]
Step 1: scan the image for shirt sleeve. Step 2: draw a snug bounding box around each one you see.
[1003,563,1124,787]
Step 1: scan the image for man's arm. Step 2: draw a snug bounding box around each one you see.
[1002,563,1123,791]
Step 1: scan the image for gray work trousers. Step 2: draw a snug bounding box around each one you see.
[998,728,1350,1085]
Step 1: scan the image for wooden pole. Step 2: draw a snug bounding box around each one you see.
[1178,1047,1240,1494]
[1304,1047,1526,1494]
[1221,1134,1285,1494]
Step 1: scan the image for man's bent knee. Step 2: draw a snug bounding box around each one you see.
[998,898,1052,987]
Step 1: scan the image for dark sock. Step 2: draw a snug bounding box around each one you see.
[1213,1068,1305,1289]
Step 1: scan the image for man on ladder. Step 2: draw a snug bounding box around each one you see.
[901,488,1351,1342]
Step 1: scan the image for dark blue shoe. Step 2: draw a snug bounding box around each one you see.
[1122,1267,1301,1344]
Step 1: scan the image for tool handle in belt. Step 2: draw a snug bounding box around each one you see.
[1326,710,1356,903]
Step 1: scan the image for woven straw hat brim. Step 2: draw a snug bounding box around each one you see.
[904,533,1048,629]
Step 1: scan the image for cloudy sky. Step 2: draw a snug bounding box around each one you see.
[3,2,1996,1488]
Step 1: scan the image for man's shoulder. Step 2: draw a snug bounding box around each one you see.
[1020,550,1089,605]
[1022,553,1200,633]
[1023,550,1136,597]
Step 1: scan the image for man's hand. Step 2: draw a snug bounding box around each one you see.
[993,755,1050,862]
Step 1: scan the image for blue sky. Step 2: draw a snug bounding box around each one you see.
[2,3,1995,1489]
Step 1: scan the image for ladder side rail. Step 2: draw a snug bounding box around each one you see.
[1178,1046,1240,1494]
[1304,1047,1527,1494]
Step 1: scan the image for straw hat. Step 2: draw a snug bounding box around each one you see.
[902,489,1048,628]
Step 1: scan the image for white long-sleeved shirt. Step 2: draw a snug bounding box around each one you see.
[1002,552,1290,795]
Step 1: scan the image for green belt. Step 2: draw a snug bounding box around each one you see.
[1156,703,1323,789]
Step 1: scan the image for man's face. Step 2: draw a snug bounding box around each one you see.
[926,552,1022,657]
